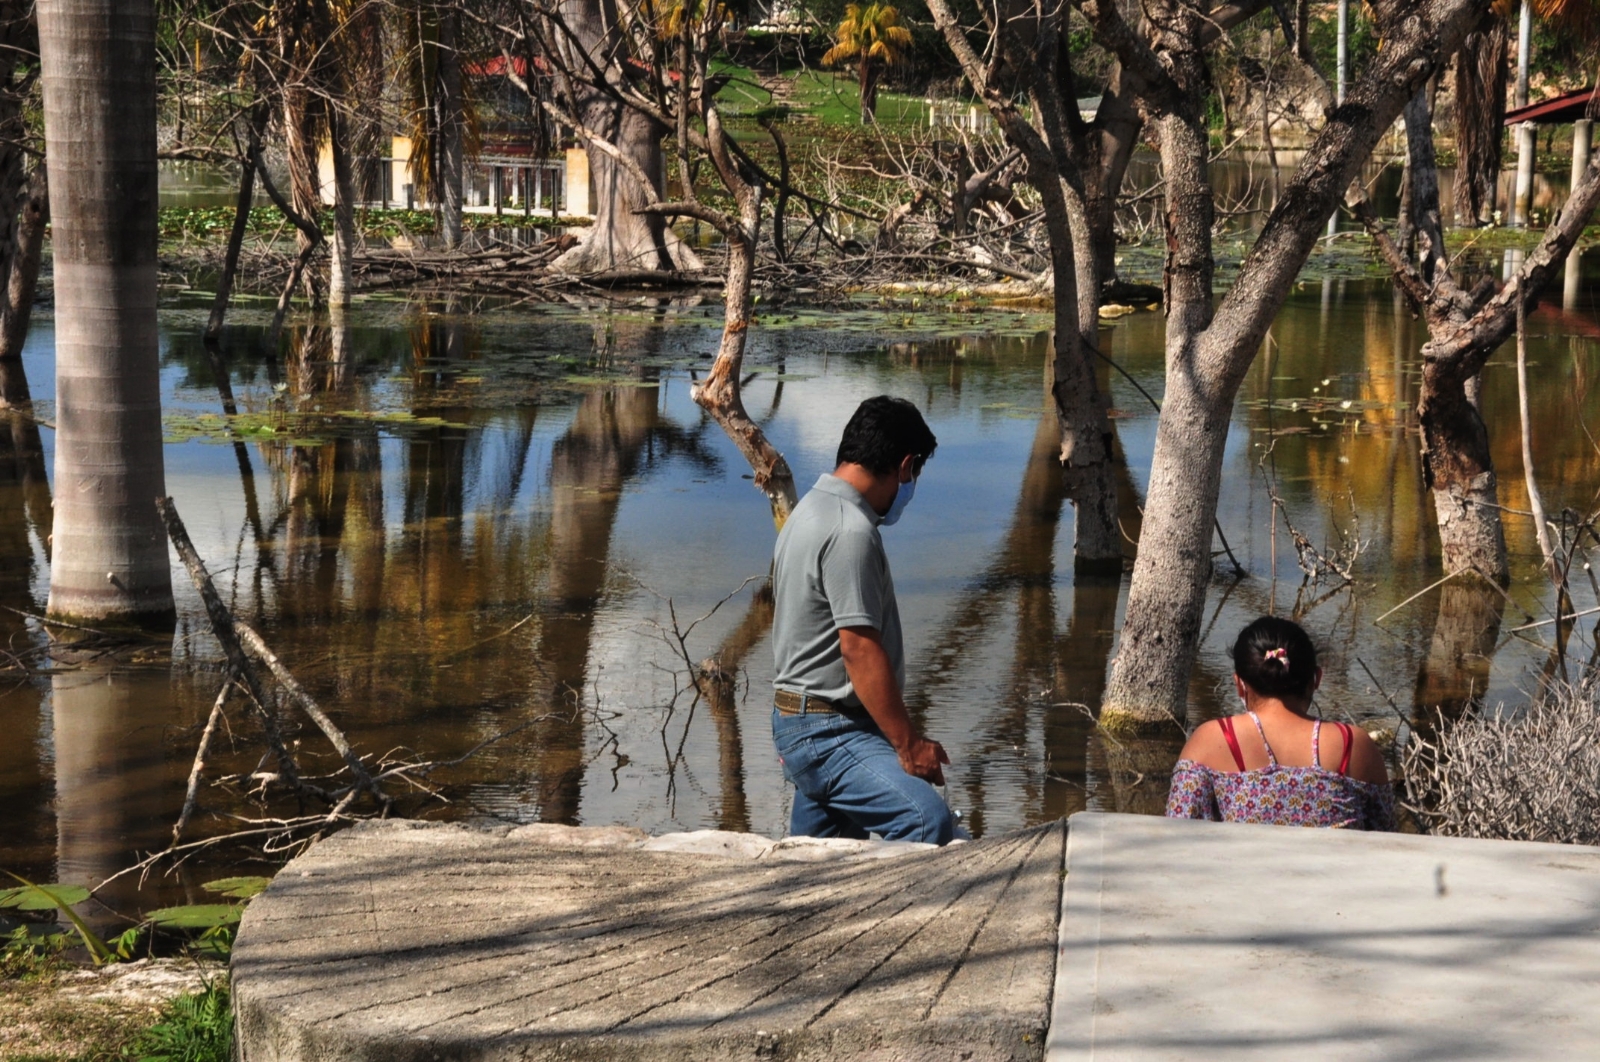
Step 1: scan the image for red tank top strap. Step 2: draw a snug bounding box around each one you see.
[1335,722,1354,776]
[1217,716,1248,772]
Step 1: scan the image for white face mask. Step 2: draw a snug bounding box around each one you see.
[881,474,916,526]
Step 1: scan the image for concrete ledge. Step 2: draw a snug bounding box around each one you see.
[1049,812,1600,1061]
[234,819,1065,1062]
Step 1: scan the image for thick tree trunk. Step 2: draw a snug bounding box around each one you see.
[1041,174,1121,570]
[283,78,324,307]
[436,9,463,248]
[925,0,1121,569]
[552,105,701,274]
[551,0,701,275]
[1403,83,1509,585]
[40,0,174,628]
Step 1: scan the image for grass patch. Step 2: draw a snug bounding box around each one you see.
[0,971,160,1062]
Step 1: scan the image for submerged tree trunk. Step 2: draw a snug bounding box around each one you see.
[40,0,174,627]
[553,105,700,274]
[206,143,255,342]
[283,75,324,308]
[926,0,1121,569]
[1095,0,1487,731]
[1367,78,1600,587]
[690,119,797,526]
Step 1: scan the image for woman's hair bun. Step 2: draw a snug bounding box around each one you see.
[1232,616,1316,698]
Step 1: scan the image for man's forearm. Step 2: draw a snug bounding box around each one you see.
[839,632,915,749]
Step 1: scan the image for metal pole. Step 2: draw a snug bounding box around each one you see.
[1326,0,1350,238]
[1336,0,1348,106]
[1515,0,1532,109]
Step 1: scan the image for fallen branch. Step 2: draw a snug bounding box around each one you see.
[156,496,304,794]
[233,618,389,811]
[173,677,232,844]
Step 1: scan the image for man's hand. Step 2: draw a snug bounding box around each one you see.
[838,625,950,786]
[899,736,949,786]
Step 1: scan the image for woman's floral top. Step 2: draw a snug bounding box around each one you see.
[1165,715,1397,831]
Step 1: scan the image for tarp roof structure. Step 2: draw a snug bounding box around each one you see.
[1505,87,1597,126]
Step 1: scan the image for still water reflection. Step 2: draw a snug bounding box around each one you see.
[3,258,1599,914]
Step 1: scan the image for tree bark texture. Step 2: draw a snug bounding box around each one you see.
[40,0,174,627]
[925,0,1121,569]
[550,0,701,275]
[1452,14,1507,225]
[689,112,796,527]
[1364,79,1600,587]
[282,72,324,306]
[436,8,464,248]
[0,6,38,410]
[1098,0,1489,731]
[0,164,42,408]
[206,146,255,341]
[1402,87,1509,584]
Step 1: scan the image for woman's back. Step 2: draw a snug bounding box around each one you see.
[1166,711,1396,831]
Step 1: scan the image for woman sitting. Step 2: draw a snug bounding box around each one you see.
[1166,616,1396,830]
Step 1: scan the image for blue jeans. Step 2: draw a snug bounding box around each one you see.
[771,707,957,845]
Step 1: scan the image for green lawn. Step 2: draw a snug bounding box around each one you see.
[713,60,932,129]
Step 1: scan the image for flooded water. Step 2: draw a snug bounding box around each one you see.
[4,249,1600,920]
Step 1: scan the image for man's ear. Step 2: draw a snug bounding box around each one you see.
[898,453,916,482]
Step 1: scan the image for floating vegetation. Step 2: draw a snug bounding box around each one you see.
[165,409,475,446]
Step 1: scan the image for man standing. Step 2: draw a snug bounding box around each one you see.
[770,396,958,844]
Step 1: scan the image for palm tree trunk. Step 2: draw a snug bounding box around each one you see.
[39,0,174,628]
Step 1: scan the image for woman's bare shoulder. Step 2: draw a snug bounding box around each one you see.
[1341,724,1392,787]
[1178,717,1236,772]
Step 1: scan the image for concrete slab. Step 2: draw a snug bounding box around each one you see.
[1049,812,1600,1061]
[233,819,1065,1062]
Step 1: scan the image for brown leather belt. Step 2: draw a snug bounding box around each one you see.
[774,689,847,715]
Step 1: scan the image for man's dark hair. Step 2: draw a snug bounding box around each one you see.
[835,396,937,476]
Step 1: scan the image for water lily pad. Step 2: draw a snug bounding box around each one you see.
[0,883,90,910]
[202,876,273,899]
[145,904,243,929]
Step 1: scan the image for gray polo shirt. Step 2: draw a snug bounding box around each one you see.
[771,473,904,707]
